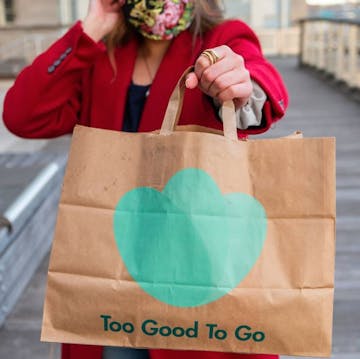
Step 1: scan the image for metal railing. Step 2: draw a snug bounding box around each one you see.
[300,18,360,89]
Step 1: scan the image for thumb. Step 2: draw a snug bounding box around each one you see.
[185,72,199,89]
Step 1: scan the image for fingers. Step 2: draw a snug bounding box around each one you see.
[207,69,251,99]
[88,0,121,15]
[217,82,253,106]
[104,0,123,12]
[84,0,122,41]
[194,45,228,82]
[88,0,98,12]
[189,45,252,107]
[200,58,244,93]
[185,72,199,89]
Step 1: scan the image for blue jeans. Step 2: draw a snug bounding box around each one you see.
[102,347,150,359]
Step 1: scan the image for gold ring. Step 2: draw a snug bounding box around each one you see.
[201,49,220,66]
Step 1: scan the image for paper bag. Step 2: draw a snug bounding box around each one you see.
[41,68,336,357]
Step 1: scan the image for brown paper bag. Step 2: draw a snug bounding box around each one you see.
[41,68,336,357]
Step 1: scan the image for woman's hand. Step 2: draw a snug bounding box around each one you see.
[83,0,124,42]
[186,46,253,109]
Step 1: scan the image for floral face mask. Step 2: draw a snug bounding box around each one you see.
[123,0,195,41]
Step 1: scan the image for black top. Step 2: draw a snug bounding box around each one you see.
[122,82,150,132]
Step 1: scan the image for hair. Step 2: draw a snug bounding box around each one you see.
[105,0,225,75]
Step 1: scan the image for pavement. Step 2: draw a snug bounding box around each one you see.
[0,57,360,359]
[0,256,61,359]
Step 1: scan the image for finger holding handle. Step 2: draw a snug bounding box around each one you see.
[161,66,237,141]
[186,45,253,110]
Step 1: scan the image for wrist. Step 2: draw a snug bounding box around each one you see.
[82,18,106,43]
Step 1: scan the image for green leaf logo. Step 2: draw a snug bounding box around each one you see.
[113,168,267,307]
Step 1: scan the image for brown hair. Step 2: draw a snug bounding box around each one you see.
[105,0,225,74]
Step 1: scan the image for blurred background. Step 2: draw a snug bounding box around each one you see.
[0,1,359,358]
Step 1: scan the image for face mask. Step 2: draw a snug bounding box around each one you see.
[123,0,195,40]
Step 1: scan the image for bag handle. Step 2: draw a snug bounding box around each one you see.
[160,66,238,141]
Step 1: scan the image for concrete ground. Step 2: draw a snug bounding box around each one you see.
[0,57,359,358]
[0,256,61,359]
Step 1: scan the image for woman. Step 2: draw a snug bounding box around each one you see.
[3,0,288,358]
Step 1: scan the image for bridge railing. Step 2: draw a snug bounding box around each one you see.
[300,18,360,89]
[0,24,303,79]
[256,27,300,57]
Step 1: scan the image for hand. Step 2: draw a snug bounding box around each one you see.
[83,0,124,42]
[186,45,253,109]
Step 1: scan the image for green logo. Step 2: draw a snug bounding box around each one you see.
[113,168,267,307]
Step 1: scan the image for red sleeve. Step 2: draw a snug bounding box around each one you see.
[206,20,289,134]
[2,21,105,139]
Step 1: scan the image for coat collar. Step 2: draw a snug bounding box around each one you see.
[114,30,201,132]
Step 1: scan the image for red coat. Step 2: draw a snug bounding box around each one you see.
[3,20,287,359]
[3,21,288,139]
